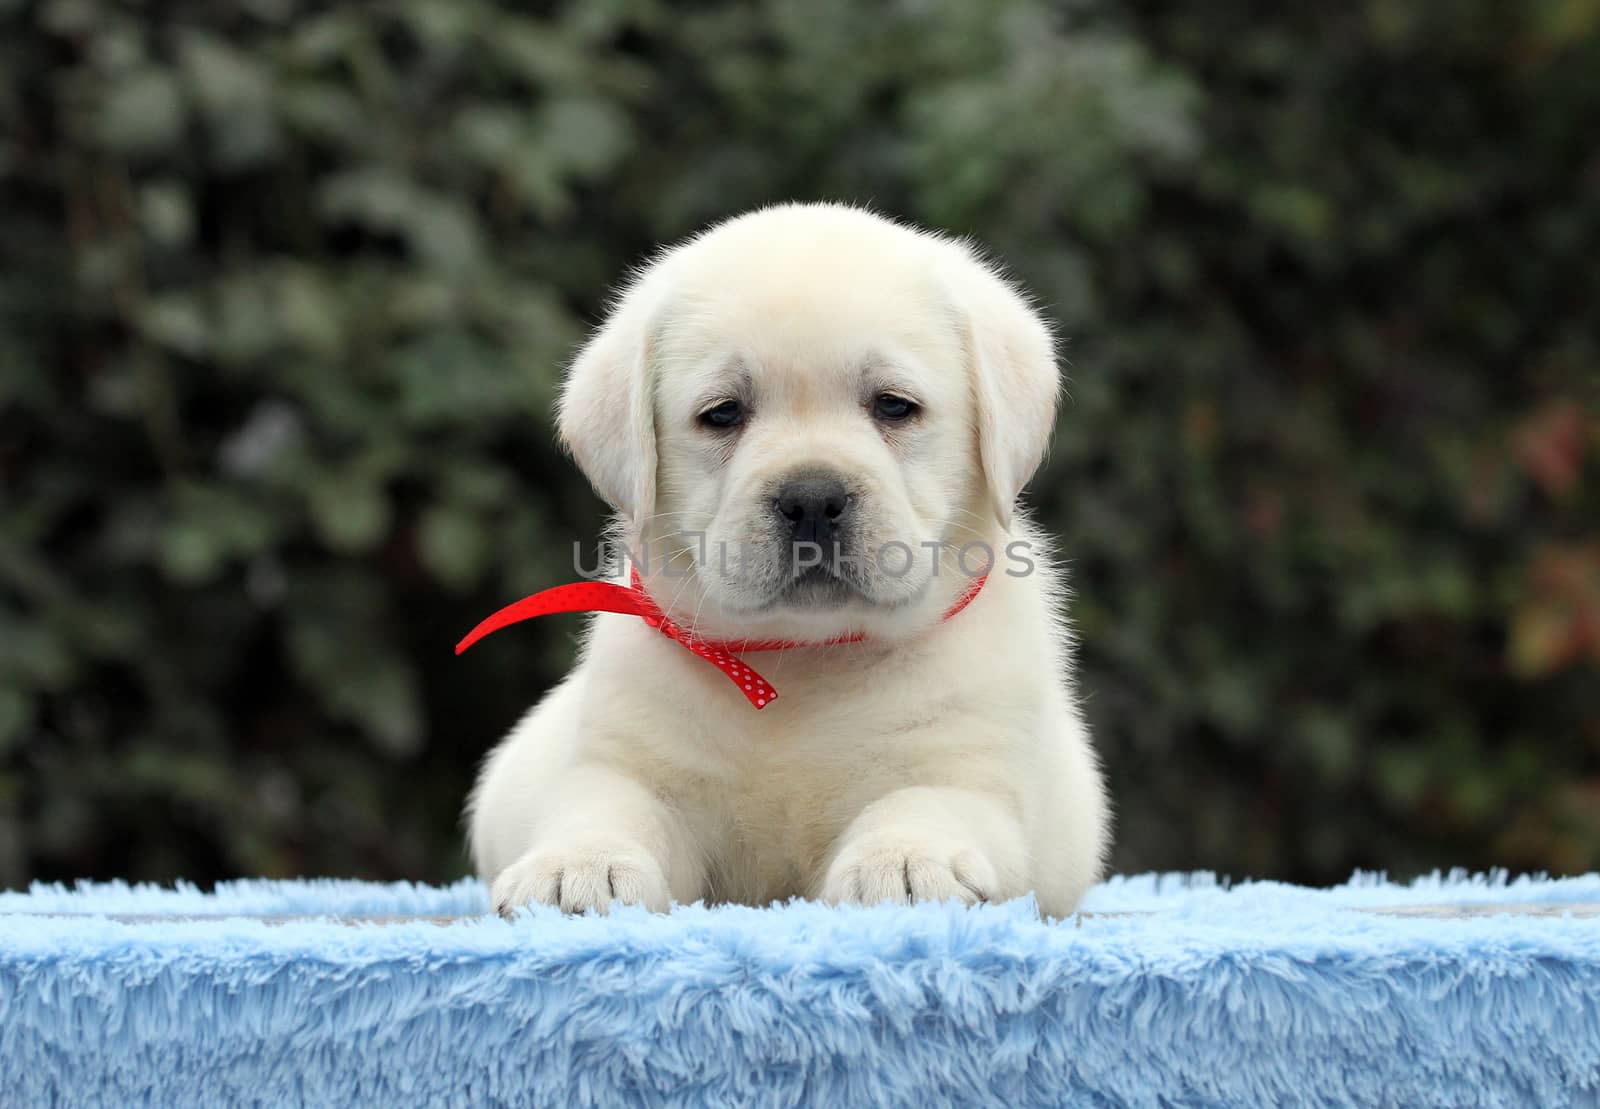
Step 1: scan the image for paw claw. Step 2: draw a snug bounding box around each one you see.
[822,839,999,907]
[492,843,669,916]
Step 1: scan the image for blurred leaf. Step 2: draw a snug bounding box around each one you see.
[1297,711,1358,785]
[137,294,210,358]
[158,517,226,584]
[418,504,489,590]
[214,272,284,364]
[1512,400,1589,500]
[308,469,392,554]
[138,181,195,248]
[317,170,485,275]
[538,96,634,180]
[0,618,76,690]
[276,267,345,358]
[178,31,281,168]
[1509,544,1600,677]
[94,68,186,156]
[157,484,281,583]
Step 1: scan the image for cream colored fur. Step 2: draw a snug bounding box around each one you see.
[467,203,1109,918]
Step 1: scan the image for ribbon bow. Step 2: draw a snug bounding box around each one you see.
[456,570,987,709]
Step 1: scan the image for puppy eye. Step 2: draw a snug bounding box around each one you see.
[699,399,744,429]
[872,393,919,422]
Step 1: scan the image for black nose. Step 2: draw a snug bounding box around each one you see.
[773,474,852,545]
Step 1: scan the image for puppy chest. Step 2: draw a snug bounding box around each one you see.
[703,761,860,901]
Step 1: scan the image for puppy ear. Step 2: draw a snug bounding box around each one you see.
[556,286,659,526]
[950,248,1061,531]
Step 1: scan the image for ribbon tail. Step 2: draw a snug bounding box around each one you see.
[457,575,785,710]
[730,659,778,709]
[455,583,644,654]
[715,654,779,709]
[671,630,780,708]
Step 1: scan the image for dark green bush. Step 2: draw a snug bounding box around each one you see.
[2,0,1596,887]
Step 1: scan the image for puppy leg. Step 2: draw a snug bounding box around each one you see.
[491,764,703,916]
[818,786,1028,906]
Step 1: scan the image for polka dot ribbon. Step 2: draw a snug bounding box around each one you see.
[456,570,988,710]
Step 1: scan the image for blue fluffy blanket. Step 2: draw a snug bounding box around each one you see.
[3,872,1598,1107]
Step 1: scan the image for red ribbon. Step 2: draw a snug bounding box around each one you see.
[456,570,987,709]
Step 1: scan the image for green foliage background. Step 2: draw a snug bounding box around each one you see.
[3,0,1597,889]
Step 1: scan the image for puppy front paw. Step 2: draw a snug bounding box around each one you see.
[820,834,999,907]
[492,842,670,916]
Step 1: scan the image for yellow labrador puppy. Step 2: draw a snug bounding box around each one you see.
[468,203,1109,917]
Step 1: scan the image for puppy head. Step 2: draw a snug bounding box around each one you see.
[558,203,1058,639]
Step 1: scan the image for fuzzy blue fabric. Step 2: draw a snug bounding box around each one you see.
[3,872,1598,1107]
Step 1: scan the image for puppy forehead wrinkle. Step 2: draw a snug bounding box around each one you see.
[668,307,949,388]
[675,295,920,363]
[684,357,751,402]
[643,236,967,386]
